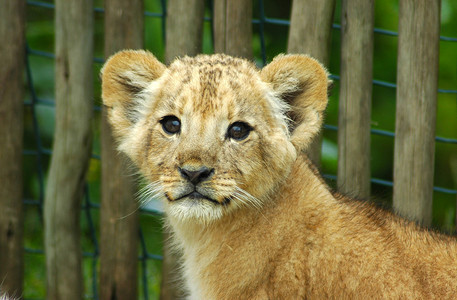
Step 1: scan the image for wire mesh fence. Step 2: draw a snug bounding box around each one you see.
[21,0,457,299]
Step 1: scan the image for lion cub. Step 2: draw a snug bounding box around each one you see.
[102,50,457,299]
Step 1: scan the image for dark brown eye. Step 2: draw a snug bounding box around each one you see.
[227,122,252,141]
[160,115,181,135]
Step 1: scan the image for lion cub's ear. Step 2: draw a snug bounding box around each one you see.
[260,54,331,152]
[101,50,166,139]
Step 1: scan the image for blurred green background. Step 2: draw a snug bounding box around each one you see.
[23,0,457,298]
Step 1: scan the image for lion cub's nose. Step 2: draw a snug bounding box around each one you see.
[179,167,215,185]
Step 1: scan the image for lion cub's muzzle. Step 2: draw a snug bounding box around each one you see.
[174,166,229,205]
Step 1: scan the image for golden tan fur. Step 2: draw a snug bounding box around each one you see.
[102,50,457,299]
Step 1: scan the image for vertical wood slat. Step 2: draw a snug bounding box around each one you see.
[162,1,205,299]
[0,0,26,297]
[165,0,205,64]
[337,0,374,198]
[100,0,143,299]
[393,0,441,226]
[160,229,183,300]
[287,0,336,165]
[44,1,94,299]
[213,0,253,59]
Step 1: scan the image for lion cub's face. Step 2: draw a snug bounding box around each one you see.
[102,51,329,223]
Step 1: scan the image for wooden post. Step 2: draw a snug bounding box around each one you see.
[165,0,205,64]
[393,0,440,226]
[213,0,253,59]
[337,0,374,198]
[44,1,93,299]
[162,1,205,299]
[0,0,25,297]
[100,0,143,299]
[159,230,183,300]
[287,0,336,165]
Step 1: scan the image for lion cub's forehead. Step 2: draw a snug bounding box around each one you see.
[163,54,265,116]
[169,54,256,78]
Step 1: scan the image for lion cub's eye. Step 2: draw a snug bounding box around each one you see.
[227,122,252,141]
[160,115,181,135]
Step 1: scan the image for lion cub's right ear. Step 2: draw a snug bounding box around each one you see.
[101,50,166,140]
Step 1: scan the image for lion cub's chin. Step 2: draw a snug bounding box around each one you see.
[164,198,227,224]
[164,193,259,225]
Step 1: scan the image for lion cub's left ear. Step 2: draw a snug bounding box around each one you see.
[101,50,166,140]
[260,54,331,152]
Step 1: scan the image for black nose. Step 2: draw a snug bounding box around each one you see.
[178,167,215,185]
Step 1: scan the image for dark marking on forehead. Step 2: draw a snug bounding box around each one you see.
[180,68,192,85]
[199,66,223,102]
[223,66,238,77]
[229,78,241,91]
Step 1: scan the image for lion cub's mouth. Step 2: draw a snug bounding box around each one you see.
[172,191,231,206]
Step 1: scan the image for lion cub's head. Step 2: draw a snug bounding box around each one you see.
[102,50,329,223]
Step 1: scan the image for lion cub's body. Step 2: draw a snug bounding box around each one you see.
[176,155,457,299]
[102,50,457,299]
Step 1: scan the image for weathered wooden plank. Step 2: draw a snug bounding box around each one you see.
[393,0,440,226]
[337,0,374,198]
[44,1,94,299]
[213,0,253,59]
[100,0,143,299]
[162,1,205,299]
[0,0,26,296]
[165,0,205,64]
[287,0,336,165]
[160,229,184,300]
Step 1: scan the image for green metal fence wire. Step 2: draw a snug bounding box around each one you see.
[23,0,457,299]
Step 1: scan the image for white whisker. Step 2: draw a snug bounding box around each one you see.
[137,181,163,207]
[233,186,263,211]
[117,180,166,220]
